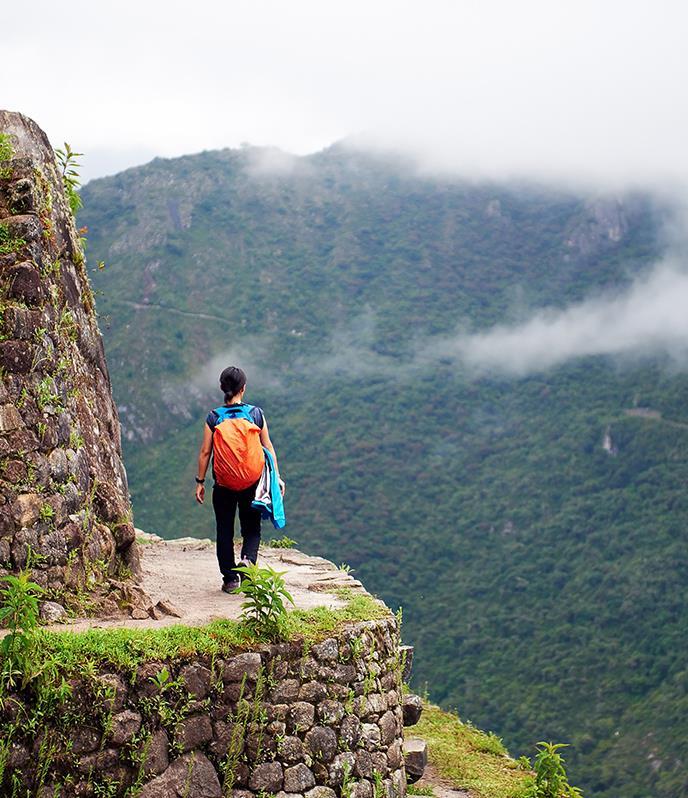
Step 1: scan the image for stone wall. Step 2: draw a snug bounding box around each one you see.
[0,616,405,798]
[0,111,140,611]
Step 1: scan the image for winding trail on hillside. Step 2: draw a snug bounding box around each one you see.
[112,298,231,324]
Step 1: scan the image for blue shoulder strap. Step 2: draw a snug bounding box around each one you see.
[213,404,256,424]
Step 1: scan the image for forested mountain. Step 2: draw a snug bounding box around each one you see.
[80,146,688,798]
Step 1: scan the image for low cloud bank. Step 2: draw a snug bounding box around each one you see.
[425,262,688,376]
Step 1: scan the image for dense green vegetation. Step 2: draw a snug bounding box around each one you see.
[80,146,688,798]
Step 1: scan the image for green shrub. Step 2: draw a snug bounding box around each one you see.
[0,133,13,160]
[0,571,45,689]
[523,742,583,798]
[0,223,25,255]
[234,564,294,641]
[55,142,83,216]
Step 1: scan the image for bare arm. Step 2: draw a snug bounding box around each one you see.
[195,424,213,504]
[260,417,285,495]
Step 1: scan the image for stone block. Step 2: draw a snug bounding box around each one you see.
[328,752,356,787]
[7,260,43,305]
[402,693,423,726]
[0,404,24,432]
[0,340,33,373]
[180,663,212,699]
[175,713,213,752]
[140,729,169,777]
[284,762,316,793]
[318,699,345,726]
[249,761,283,792]
[351,780,373,798]
[386,740,403,771]
[272,677,301,703]
[379,710,398,747]
[311,638,339,662]
[403,738,427,783]
[340,715,361,749]
[109,710,142,746]
[223,652,262,682]
[12,493,42,527]
[305,787,337,798]
[140,752,221,797]
[278,734,305,764]
[355,749,373,778]
[298,680,328,703]
[363,693,387,718]
[304,726,338,763]
[209,720,240,758]
[288,701,315,733]
[333,663,357,684]
[39,601,67,623]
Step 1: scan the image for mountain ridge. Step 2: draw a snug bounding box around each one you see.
[79,146,687,798]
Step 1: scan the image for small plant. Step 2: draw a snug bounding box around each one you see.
[0,132,14,161]
[69,429,84,449]
[55,142,84,216]
[0,222,25,255]
[408,786,435,797]
[523,742,584,798]
[39,503,55,523]
[266,534,297,549]
[235,563,294,641]
[341,760,354,798]
[0,571,45,689]
[339,562,353,574]
[0,133,13,178]
[36,376,61,410]
[59,307,78,341]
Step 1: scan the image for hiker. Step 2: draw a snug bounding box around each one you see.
[195,366,285,593]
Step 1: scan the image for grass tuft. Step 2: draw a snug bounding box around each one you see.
[32,591,388,679]
[414,702,532,798]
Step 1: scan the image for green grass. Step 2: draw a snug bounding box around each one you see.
[414,703,531,798]
[0,223,25,255]
[0,133,13,162]
[33,591,387,677]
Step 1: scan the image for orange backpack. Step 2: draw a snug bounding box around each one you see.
[211,405,265,490]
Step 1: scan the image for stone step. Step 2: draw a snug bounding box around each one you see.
[402,693,423,726]
[403,737,428,783]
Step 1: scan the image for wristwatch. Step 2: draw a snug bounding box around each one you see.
[195,477,205,484]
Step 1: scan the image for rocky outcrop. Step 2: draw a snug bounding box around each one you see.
[0,616,406,797]
[0,111,140,610]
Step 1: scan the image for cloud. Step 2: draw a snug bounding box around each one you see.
[5,0,688,189]
[422,262,688,376]
[161,344,284,422]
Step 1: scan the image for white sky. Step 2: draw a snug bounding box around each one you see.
[3,0,688,186]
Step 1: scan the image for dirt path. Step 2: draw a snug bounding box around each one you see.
[42,536,368,633]
[414,763,474,798]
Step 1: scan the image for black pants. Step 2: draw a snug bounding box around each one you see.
[212,482,261,582]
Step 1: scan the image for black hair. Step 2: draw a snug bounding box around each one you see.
[220,366,247,402]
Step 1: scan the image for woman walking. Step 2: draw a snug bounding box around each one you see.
[195,366,285,593]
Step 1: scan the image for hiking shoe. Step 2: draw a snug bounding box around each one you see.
[221,576,240,593]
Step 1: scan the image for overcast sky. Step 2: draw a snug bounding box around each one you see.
[3,0,688,186]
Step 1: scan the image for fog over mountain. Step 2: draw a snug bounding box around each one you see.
[426,261,688,376]
[5,0,688,187]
